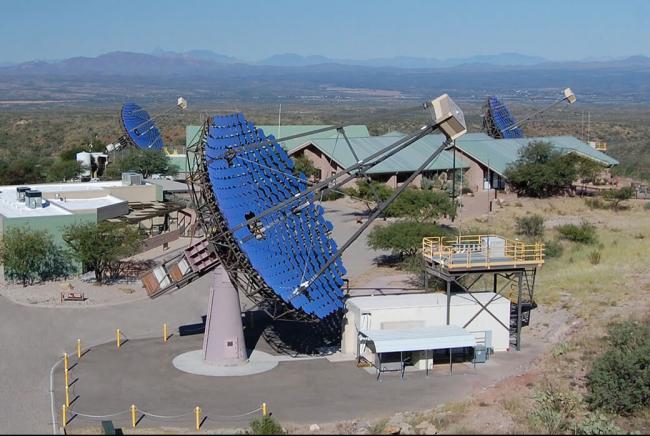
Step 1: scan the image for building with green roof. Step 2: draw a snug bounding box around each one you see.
[449,133,619,191]
[291,132,470,189]
[185,124,619,193]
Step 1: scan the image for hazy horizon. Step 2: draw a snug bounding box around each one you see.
[2,0,649,64]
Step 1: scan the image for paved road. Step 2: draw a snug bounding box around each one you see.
[0,201,381,434]
[0,273,211,434]
[56,334,544,432]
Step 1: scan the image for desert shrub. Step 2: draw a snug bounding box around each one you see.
[530,384,579,434]
[584,197,606,209]
[588,250,602,265]
[644,202,650,210]
[557,222,598,244]
[543,239,564,258]
[515,214,545,240]
[319,189,343,201]
[586,320,650,415]
[461,186,473,195]
[0,226,75,286]
[603,186,635,210]
[574,412,624,435]
[249,416,285,435]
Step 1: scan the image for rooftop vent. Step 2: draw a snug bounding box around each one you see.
[16,186,30,202]
[25,189,43,209]
[122,172,143,186]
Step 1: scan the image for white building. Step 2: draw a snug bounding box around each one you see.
[341,292,511,370]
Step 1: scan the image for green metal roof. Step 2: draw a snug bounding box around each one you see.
[452,135,619,176]
[185,124,370,150]
[294,134,470,174]
[258,125,370,153]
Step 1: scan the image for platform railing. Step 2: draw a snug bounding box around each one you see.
[422,235,544,269]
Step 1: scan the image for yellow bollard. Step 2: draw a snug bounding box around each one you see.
[64,365,69,388]
[65,382,70,407]
[163,323,168,343]
[63,352,68,371]
[116,329,121,349]
[195,406,201,431]
[131,404,137,428]
[262,402,268,417]
[77,339,81,359]
[62,404,67,428]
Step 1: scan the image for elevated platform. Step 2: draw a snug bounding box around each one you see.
[421,235,544,351]
[422,235,544,276]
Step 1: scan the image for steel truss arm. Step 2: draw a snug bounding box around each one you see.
[293,135,452,296]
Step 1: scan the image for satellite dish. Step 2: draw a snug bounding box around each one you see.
[119,103,165,150]
[482,96,524,139]
[177,97,188,110]
[201,113,346,320]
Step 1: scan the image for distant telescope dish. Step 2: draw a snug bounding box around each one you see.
[177,97,188,110]
[482,96,523,139]
[198,113,346,320]
[119,103,165,150]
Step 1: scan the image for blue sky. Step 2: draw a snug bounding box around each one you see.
[1,0,649,63]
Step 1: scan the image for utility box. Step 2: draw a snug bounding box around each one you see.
[473,344,487,363]
[122,172,143,186]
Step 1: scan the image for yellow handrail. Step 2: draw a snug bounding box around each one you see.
[422,235,544,269]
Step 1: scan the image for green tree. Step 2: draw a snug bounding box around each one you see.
[0,158,47,185]
[385,188,457,221]
[63,222,142,283]
[105,148,178,179]
[46,158,83,182]
[0,227,74,286]
[575,156,605,184]
[505,141,577,197]
[367,221,450,257]
[291,155,320,179]
[59,145,88,162]
[354,179,393,202]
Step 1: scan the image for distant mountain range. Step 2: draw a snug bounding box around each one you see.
[1,50,650,105]
[3,49,650,76]
[257,52,549,68]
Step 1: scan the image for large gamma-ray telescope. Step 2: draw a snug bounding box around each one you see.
[185,94,467,367]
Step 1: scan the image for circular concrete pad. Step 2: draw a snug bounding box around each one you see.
[173,349,279,376]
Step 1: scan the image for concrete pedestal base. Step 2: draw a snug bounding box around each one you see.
[172,349,279,376]
[202,266,247,365]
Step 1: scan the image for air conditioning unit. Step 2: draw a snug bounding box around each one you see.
[25,189,43,209]
[122,172,143,186]
[16,186,30,202]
